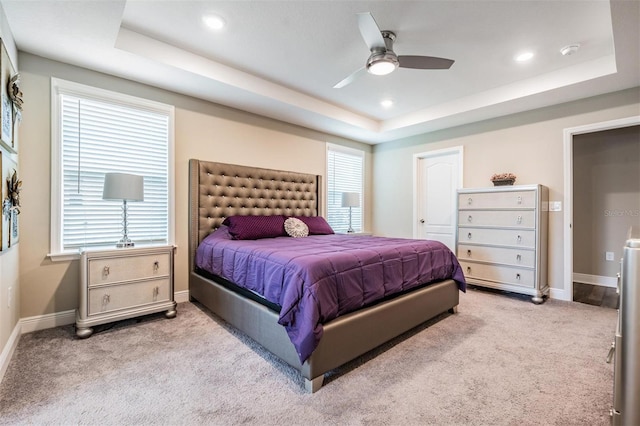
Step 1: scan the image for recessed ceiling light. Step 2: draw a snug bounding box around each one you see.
[203,14,226,31]
[515,51,534,62]
[381,99,394,108]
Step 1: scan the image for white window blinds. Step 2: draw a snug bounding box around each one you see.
[327,144,364,233]
[54,83,172,251]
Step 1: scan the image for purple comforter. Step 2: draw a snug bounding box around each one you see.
[195,227,466,363]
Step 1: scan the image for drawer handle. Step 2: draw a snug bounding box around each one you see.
[516,254,522,262]
[516,215,522,224]
[467,232,472,240]
[517,195,522,205]
[516,273,521,280]
[102,294,110,308]
[466,266,472,274]
[467,249,472,257]
[103,266,110,277]
[516,235,522,243]
[153,261,160,272]
[153,286,159,300]
[467,197,472,205]
[467,215,473,223]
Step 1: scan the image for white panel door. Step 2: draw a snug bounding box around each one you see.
[416,150,461,251]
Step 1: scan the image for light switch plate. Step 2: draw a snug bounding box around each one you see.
[549,201,562,211]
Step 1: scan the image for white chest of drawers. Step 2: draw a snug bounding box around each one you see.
[76,245,177,338]
[456,185,549,303]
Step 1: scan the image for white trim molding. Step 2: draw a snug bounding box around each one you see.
[20,310,76,334]
[563,115,640,302]
[573,273,618,288]
[0,322,21,385]
[174,290,190,303]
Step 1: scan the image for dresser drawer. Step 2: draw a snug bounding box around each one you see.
[459,190,536,209]
[459,210,536,228]
[88,278,170,315]
[458,244,535,268]
[458,227,536,248]
[88,253,170,286]
[460,261,534,288]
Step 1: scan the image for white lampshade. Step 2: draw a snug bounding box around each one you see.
[341,192,360,208]
[102,173,144,201]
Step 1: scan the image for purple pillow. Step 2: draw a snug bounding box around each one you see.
[221,215,286,240]
[292,216,334,235]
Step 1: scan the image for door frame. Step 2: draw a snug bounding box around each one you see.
[412,146,464,240]
[562,115,640,301]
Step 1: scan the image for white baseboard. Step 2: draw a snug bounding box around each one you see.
[20,291,190,335]
[174,290,189,303]
[0,321,21,385]
[20,309,76,334]
[549,287,570,301]
[573,273,617,288]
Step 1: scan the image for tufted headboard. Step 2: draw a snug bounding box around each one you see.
[188,159,322,271]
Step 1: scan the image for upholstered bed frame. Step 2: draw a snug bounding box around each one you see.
[188,159,459,392]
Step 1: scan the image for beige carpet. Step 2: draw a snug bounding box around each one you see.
[0,287,616,425]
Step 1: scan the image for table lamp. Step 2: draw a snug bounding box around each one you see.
[102,172,144,247]
[341,192,360,233]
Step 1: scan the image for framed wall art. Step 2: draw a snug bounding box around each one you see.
[0,38,17,153]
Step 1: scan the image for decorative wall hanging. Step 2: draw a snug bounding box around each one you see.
[1,155,19,250]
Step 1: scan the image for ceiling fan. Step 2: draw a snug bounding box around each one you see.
[333,12,455,89]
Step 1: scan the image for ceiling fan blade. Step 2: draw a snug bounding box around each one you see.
[398,56,455,70]
[333,67,367,89]
[357,12,386,51]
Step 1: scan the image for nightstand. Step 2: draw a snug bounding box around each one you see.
[75,245,177,338]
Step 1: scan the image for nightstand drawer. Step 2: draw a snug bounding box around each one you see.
[88,253,170,286]
[88,278,170,315]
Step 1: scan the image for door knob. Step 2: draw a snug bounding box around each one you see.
[419,219,425,224]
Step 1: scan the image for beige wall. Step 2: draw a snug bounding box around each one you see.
[17,52,372,318]
[573,126,640,277]
[372,87,640,298]
[0,5,20,371]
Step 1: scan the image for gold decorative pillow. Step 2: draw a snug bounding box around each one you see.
[284,217,309,238]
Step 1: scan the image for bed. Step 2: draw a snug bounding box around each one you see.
[188,159,465,392]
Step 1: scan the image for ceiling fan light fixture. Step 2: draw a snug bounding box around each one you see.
[366,53,399,75]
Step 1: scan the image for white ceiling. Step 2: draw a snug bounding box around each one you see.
[1,0,639,144]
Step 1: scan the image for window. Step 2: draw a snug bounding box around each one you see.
[50,79,174,258]
[326,144,364,233]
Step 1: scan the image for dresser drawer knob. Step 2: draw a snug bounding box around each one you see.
[467,215,473,223]
[467,232,472,240]
[153,261,159,272]
[516,273,521,280]
[467,249,472,257]
[467,197,472,205]
[103,266,110,277]
[153,286,159,300]
[102,294,110,307]
[466,266,472,274]
[516,215,522,224]
[516,254,522,262]
[517,195,522,205]
[516,235,522,243]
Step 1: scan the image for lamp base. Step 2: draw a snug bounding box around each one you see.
[115,238,135,248]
